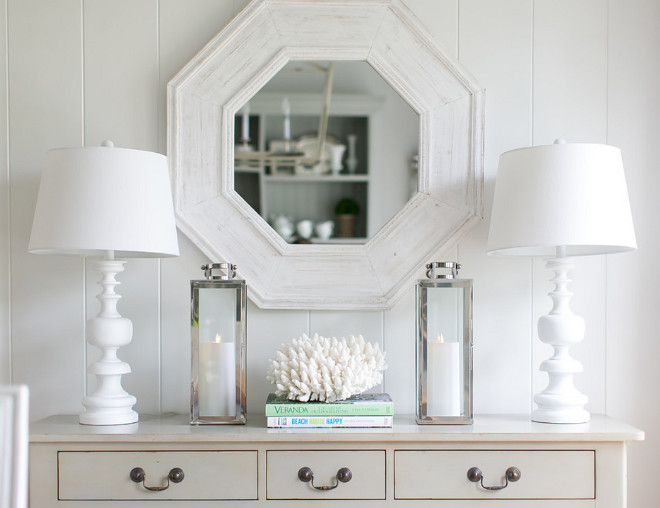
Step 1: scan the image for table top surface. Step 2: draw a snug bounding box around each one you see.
[30,414,644,443]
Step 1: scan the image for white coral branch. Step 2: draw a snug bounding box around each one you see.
[266,333,387,402]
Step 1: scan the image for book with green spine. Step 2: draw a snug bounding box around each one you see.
[265,393,393,417]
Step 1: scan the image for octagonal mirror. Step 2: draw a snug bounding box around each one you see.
[168,0,484,310]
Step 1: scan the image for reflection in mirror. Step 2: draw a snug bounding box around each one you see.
[234,61,419,244]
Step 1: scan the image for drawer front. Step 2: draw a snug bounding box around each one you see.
[58,450,257,500]
[395,450,595,500]
[266,450,385,500]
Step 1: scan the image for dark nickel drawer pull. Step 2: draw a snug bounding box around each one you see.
[298,466,352,491]
[467,466,521,491]
[130,467,185,491]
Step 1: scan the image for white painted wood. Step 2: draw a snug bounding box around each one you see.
[0,385,28,508]
[8,0,85,420]
[402,0,457,57]
[28,414,642,507]
[606,1,660,507]
[0,0,7,385]
[457,0,534,419]
[28,413,645,443]
[395,450,594,499]
[158,0,239,415]
[168,0,484,309]
[266,450,385,500]
[83,0,162,416]
[382,286,416,414]
[58,451,257,500]
[244,300,310,414]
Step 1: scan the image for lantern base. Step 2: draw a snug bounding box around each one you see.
[532,255,590,425]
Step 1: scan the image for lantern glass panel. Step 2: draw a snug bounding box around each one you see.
[416,276,473,424]
[191,277,247,425]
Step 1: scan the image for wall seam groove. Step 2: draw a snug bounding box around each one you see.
[156,0,163,414]
[4,0,11,383]
[529,0,536,413]
[530,0,535,146]
[603,0,610,417]
[456,0,460,61]
[80,0,87,399]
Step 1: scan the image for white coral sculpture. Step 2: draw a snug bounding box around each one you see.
[266,333,387,402]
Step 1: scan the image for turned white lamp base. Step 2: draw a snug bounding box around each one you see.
[80,252,138,426]
[532,250,590,424]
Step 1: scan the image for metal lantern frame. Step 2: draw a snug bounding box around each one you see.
[416,262,473,425]
[191,263,247,425]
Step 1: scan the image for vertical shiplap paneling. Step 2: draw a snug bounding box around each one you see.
[532,0,608,413]
[607,0,660,505]
[83,0,162,414]
[246,302,310,413]
[381,0,458,414]
[403,0,458,56]
[157,0,259,413]
[0,0,9,383]
[458,0,534,414]
[8,0,84,419]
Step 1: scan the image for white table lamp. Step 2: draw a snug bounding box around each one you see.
[487,140,636,424]
[28,141,179,425]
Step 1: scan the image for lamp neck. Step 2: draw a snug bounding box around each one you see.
[556,245,567,259]
[104,250,115,261]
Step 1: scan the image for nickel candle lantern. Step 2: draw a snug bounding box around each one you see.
[191,263,247,424]
[416,262,473,424]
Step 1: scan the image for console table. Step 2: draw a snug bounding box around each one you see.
[29,414,643,507]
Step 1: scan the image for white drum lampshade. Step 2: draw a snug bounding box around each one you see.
[487,140,636,424]
[29,141,179,425]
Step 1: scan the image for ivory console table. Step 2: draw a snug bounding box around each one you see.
[29,414,643,507]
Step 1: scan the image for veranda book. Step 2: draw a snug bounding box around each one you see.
[267,415,393,428]
[265,393,393,417]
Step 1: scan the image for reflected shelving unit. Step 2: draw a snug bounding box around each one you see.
[234,93,382,242]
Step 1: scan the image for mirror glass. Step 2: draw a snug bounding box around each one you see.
[233,61,419,244]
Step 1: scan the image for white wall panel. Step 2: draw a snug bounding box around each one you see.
[383,286,416,414]
[404,0,458,56]
[531,0,608,414]
[159,234,209,413]
[458,0,533,414]
[0,0,8,384]
[8,0,84,419]
[158,0,253,414]
[158,0,236,152]
[83,0,162,415]
[380,0,459,416]
[246,302,309,414]
[607,0,660,506]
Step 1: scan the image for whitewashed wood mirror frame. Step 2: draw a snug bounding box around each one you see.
[168,0,484,310]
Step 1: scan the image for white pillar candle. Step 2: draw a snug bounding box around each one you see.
[241,103,250,142]
[282,97,291,140]
[427,334,461,416]
[198,334,236,417]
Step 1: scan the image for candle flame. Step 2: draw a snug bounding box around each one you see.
[214,334,222,344]
[436,334,445,343]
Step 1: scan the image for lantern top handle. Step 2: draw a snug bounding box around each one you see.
[425,261,461,279]
[202,263,237,280]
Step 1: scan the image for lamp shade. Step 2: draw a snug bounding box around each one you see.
[487,142,636,257]
[28,144,179,258]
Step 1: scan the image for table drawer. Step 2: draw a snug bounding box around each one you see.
[395,450,595,500]
[266,450,385,500]
[58,450,257,500]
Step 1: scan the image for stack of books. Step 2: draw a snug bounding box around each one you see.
[265,393,393,428]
